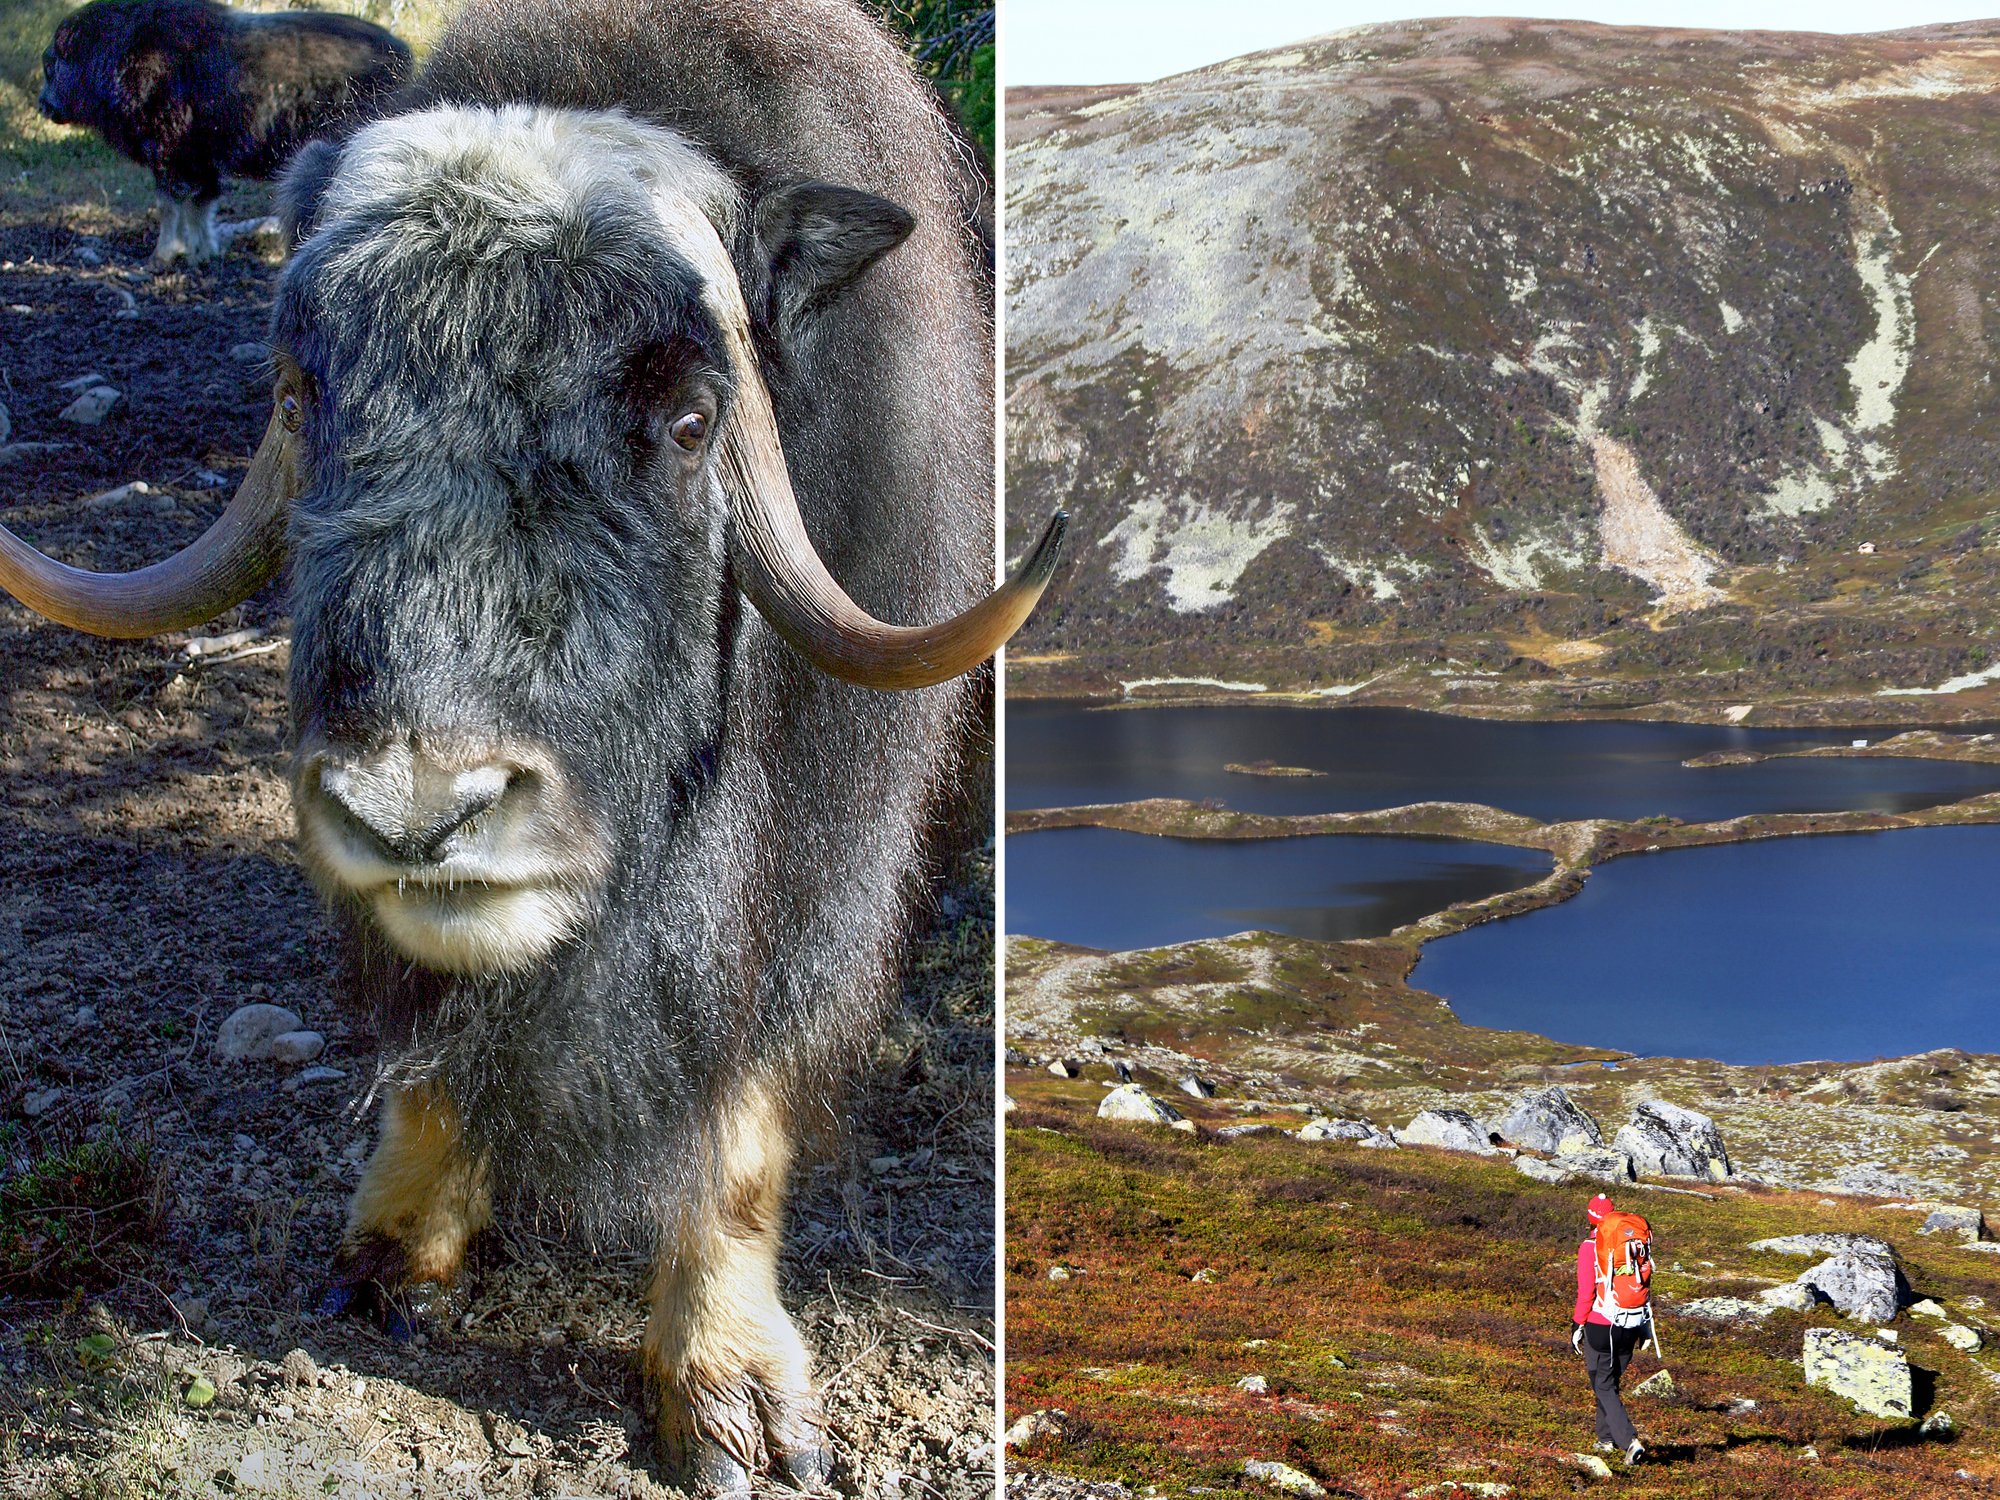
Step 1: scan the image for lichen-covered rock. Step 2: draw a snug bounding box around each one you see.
[1612,1100,1732,1181]
[1358,1132,1400,1149]
[1919,1206,1988,1242]
[1756,1283,1821,1312]
[1489,1086,1603,1155]
[1676,1297,1774,1322]
[1001,1409,1069,1449]
[1941,1323,1982,1351]
[1555,1144,1636,1184]
[1295,1117,1373,1142]
[1804,1328,1912,1418]
[1396,1107,1497,1155]
[1632,1370,1676,1397]
[1098,1084,1185,1125]
[1798,1253,1907,1325]
[1515,1156,1575,1185]
[1750,1233,1894,1259]
[1215,1123,1277,1140]
[1242,1459,1328,1497]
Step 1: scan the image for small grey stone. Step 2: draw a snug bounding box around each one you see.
[22,1087,62,1118]
[1919,1206,1987,1243]
[58,385,120,426]
[1214,1123,1276,1140]
[1235,1374,1268,1394]
[1358,1132,1399,1149]
[1179,1075,1216,1098]
[1675,1297,1775,1322]
[1940,1324,1981,1352]
[1922,1411,1956,1435]
[1294,1118,1372,1143]
[280,1348,317,1389]
[1515,1155,1575,1185]
[214,1004,305,1062]
[1756,1283,1821,1312]
[1555,1144,1636,1183]
[72,1005,97,1029]
[269,1030,325,1064]
[1047,1058,1078,1078]
[1750,1233,1894,1259]
[1242,1459,1326,1497]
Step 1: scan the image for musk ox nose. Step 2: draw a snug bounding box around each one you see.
[317,748,515,867]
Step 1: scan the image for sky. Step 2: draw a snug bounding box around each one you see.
[1003,0,2000,84]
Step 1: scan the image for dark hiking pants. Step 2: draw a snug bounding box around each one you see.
[1583,1322,1642,1448]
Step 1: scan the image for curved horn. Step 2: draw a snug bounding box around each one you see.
[0,408,294,639]
[710,318,1061,692]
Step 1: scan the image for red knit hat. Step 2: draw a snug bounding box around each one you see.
[1586,1194,1614,1224]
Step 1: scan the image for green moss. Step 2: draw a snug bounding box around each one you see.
[0,1136,156,1295]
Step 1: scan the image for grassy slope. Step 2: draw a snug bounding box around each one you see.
[1007,1095,2000,1498]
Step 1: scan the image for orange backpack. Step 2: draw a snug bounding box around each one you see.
[1592,1211,1654,1328]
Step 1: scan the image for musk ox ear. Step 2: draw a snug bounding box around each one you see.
[750,182,915,341]
[280,138,344,246]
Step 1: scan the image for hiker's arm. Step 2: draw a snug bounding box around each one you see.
[1573,1240,1594,1324]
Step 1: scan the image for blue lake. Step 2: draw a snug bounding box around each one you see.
[1006,702,2000,822]
[1004,703,2000,1063]
[1004,827,1552,951]
[1412,827,2000,1064]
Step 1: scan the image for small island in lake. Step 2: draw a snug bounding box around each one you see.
[1223,759,1327,777]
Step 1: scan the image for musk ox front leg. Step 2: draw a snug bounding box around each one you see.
[324,1082,491,1333]
[647,1081,828,1493]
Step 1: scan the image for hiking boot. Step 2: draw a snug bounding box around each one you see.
[1625,1439,1646,1466]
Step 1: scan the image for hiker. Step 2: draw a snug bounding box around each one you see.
[1571,1193,1652,1466]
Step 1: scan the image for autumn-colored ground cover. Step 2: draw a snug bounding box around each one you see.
[1006,1093,2000,1498]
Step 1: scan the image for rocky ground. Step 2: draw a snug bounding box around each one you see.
[0,108,996,1500]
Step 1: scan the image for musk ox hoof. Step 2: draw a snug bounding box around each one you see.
[780,1445,834,1491]
[681,1438,753,1496]
[318,1232,467,1339]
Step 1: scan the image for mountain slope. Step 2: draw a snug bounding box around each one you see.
[1003,19,2000,721]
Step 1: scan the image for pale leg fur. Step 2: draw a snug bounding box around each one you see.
[341,1082,492,1286]
[150,193,190,268]
[645,1080,825,1488]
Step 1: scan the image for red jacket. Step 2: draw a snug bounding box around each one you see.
[1575,1235,1609,1325]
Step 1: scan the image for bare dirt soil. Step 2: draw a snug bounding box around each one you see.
[0,203,997,1498]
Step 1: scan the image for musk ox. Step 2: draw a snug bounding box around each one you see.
[0,0,1061,1487]
[38,0,409,266]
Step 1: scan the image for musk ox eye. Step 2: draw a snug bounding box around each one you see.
[669,412,707,451]
[280,392,304,432]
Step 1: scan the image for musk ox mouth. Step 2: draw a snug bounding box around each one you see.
[293,737,609,975]
[362,876,590,976]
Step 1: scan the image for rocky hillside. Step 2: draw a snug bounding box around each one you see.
[1004,19,2000,722]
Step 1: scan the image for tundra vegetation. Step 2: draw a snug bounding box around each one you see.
[0,1,1004,1494]
[1003,19,2000,726]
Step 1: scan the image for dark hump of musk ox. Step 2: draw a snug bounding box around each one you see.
[38,0,409,202]
[273,0,995,1235]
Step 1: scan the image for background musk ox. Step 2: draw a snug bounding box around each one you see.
[0,0,1060,1488]
[37,0,410,266]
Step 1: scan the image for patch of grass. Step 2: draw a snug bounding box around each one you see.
[1008,1095,2000,1498]
[0,1135,159,1295]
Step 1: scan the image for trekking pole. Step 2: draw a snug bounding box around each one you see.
[1648,1304,1665,1365]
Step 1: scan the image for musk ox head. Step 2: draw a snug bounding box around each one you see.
[0,101,1060,981]
[38,0,228,147]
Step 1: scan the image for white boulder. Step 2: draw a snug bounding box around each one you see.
[1555,1143,1636,1184]
[1798,1253,1906,1325]
[1489,1086,1603,1154]
[1395,1107,1497,1155]
[1098,1084,1185,1126]
[1612,1100,1732,1181]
